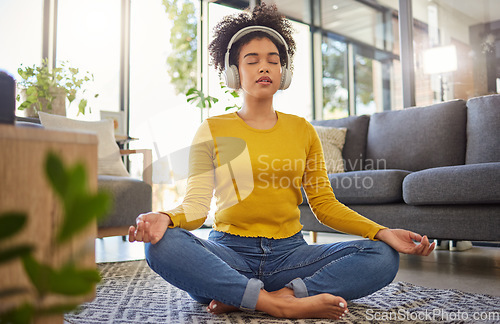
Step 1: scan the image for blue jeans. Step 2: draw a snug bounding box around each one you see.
[145,228,399,311]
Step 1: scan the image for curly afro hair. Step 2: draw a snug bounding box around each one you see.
[208,3,296,74]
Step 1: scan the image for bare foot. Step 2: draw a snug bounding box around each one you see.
[257,291,349,320]
[206,300,240,315]
[206,288,349,320]
[207,287,295,315]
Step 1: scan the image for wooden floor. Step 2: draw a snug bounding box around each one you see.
[95,229,500,297]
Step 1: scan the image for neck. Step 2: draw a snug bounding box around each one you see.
[238,95,275,120]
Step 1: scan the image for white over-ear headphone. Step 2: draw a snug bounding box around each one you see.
[223,26,292,90]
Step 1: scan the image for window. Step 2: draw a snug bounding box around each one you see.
[129,0,202,211]
[274,20,313,119]
[129,0,200,158]
[57,0,121,118]
[354,44,400,114]
[320,0,401,115]
[321,0,395,53]
[205,3,242,118]
[354,53,376,114]
[0,0,43,92]
[410,0,500,105]
[322,37,348,119]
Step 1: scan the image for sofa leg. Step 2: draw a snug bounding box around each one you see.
[310,231,317,243]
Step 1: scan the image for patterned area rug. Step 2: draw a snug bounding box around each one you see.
[65,260,500,324]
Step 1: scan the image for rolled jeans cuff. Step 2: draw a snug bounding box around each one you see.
[286,278,308,298]
[239,278,264,311]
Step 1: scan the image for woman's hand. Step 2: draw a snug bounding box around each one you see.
[375,228,435,256]
[128,212,171,244]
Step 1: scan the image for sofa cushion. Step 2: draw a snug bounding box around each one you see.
[403,163,500,205]
[97,175,152,227]
[327,169,411,204]
[366,100,467,171]
[311,115,370,171]
[466,94,500,164]
[313,126,347,173]
[39,112,130,177]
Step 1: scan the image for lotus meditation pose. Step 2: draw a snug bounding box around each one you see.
[129,4,435,320]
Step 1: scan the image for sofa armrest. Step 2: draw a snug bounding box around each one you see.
[120,149,153,186]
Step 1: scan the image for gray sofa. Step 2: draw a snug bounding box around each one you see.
[96,159,152,238]
[301,94,500,242]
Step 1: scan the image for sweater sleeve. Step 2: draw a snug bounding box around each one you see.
[162,121,215,231]
[302,123,386,240]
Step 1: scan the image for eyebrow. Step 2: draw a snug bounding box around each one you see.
[243,52,280,59]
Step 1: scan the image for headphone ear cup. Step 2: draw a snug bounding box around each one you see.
[224,65,240,90]
[279,68,292,90]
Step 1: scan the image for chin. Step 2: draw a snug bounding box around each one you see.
[242,85,278,97]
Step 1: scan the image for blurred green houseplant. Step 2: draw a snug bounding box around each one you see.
[16,59,98,116]
[0,152,111,324]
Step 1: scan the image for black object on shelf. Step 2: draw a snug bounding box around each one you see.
[0,71,16,125]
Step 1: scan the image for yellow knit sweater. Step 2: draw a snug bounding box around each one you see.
[164,111,386,240]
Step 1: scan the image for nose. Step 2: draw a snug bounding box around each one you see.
[259,66,269,73]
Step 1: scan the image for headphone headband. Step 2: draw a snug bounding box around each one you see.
[223,26,292,90]
[226,26,289,54]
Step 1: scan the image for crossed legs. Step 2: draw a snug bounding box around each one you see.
[145,228,399,319]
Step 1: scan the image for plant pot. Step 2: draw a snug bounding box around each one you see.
[20,88,66,117]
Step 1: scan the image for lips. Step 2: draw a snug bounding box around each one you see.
[257,76,272,84]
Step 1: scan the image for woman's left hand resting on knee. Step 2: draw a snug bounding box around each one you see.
[375,229,435,256]
[128,212,171,244]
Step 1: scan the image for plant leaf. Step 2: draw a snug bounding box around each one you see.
[18,102,29,110]
[44,152,111,243]
[72,163,87,192]
[0,212,27,241]
[0,245,34,263]
[45,152,67,197]
[0,302,34,324]
[225,104,240,111]
[57,192,111,243]
[22,255,100,297]
[186,87,197,96]
[26,87,37,96]
[78,99,88,115]
[67,91,76,104]
[22,255,52,295]
[47,265,100,296]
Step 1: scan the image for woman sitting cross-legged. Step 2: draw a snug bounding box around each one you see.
[129,4,435,320]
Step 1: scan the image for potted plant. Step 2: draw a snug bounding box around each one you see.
[16,59,98,117]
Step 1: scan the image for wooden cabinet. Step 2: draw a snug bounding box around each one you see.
[0,125,98,323]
